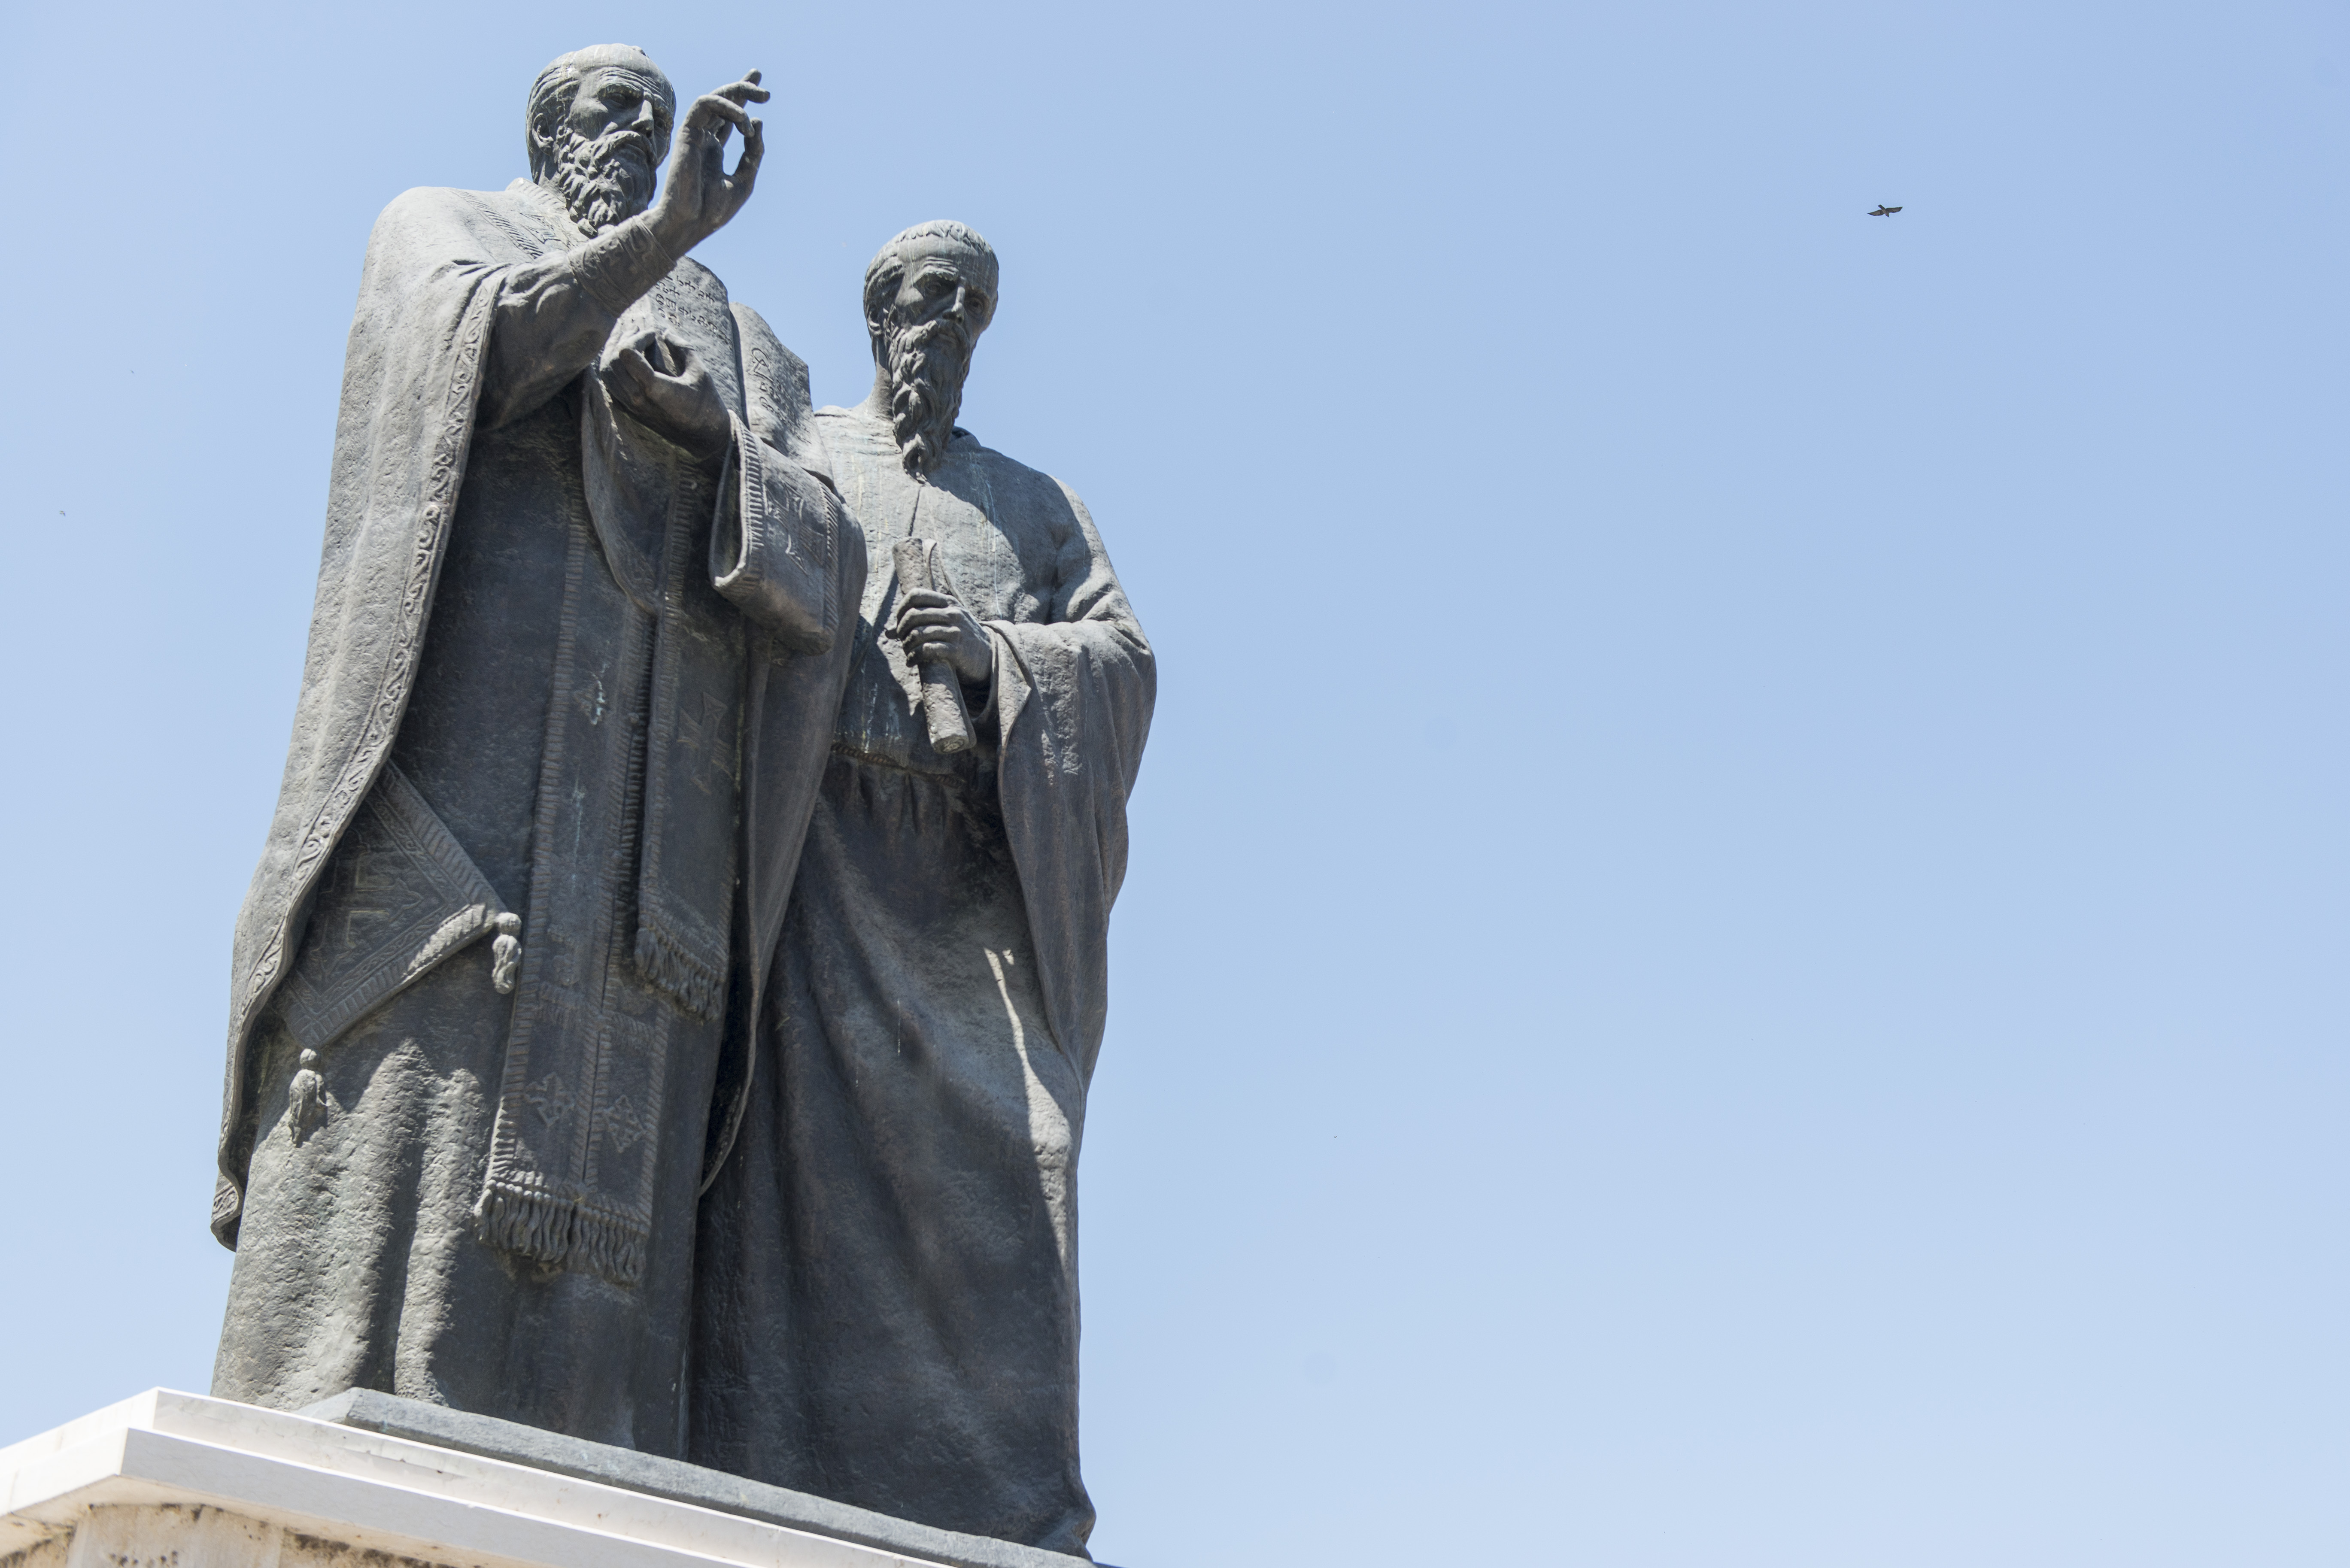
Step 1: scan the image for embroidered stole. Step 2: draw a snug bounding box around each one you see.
[471,195,748,1285]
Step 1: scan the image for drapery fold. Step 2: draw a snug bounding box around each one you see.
[989,485,1155,1084]
[213,190,506,1246]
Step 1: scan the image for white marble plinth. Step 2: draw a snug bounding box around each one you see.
[0,1391,1016,1568]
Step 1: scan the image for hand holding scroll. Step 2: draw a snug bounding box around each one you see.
[893,588,993,687]
[891,539,984,755]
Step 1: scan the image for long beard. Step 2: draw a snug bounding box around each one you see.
[550,127,656,236]
[884,316,975,477]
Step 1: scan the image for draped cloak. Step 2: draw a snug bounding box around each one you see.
[208,180,865,1451]
[689,410,1154,1553]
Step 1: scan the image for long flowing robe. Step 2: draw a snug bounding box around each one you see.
[208,180,865,1454]
[689,409,1154,1554]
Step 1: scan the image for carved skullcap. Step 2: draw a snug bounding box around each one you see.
[863,221,1001,327]
[525,45,676,167]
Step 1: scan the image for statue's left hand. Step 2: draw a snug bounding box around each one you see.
[893,590,994,688]
[604,329,730,458]
[645,71,769,258]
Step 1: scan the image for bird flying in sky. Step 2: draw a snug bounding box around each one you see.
[1869,204,1903,216]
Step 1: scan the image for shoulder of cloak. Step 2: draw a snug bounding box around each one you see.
[365,185,554,274]
[950,434,1086,540]
[212,190,517,1246]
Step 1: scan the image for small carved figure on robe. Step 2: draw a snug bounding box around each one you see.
[689,222,1154,1556]
[208,45,866,1455]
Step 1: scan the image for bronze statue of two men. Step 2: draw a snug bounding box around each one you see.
[205,44,1153,1559]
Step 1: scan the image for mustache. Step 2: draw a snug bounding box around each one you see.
[603,132,655,166]
[581,128,656,176]
[897,314,973,357]
[558,125,656,182]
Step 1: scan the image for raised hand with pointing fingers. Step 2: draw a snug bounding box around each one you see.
[645,70,769,258]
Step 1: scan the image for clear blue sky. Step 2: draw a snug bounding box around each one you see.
[4,3,2345,1563]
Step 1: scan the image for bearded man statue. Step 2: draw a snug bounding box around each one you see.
[207,45,866,1455]
[689,222,1154,1556]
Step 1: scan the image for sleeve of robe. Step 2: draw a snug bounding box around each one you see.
[708,415,844,656]
[475,215,673,429]
[986,481,1156,1085]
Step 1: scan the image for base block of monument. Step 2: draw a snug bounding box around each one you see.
[0,1391,1094,1568]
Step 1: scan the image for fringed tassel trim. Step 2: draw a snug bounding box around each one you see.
[634,922,726,1021]
[407,903,491,980]
[473,1177,648,1286]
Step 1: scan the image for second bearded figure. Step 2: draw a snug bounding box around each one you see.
[689,222,1154,1556]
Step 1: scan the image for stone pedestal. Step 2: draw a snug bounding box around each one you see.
[0,1391,1090,1568]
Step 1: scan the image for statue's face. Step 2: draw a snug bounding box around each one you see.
[874,236,996,474]
[562,64,674,196]
[881,237,996,341]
